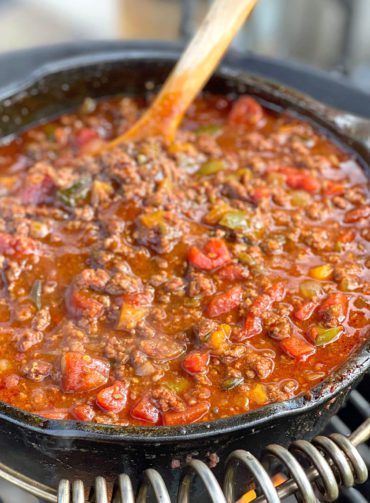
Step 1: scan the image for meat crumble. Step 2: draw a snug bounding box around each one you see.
[0,94,368,426]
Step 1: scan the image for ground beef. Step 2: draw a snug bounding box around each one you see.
[193,319,219,343]
[21,359,52,381]
[152,385,185,412]
[244,351,275,379]
[134,217,183,254]
[104,270,143,295]
[187,272,216,298]
[32,308,51,331]
[14,330,43,352]
[75,268,110,291]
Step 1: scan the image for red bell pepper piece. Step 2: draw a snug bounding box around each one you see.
[206,285,243,318]
[72,404,96,422]
[163,401,210,426]
[131,395,159,424]
[188,238,231,271]
[182,351,210,374]
[228,96,263,126]
[279,336,315,360]
[294,301,317,321]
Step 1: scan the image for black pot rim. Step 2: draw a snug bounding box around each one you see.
[0,49,369,444]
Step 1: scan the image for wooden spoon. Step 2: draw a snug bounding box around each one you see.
[105,0,258,149]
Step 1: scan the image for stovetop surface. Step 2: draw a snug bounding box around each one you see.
[0,43,368,503]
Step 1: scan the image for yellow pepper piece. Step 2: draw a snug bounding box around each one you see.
[309,264,333,280]
[250,384,268,405]
[117,305,148,330]
[208,324,231,350]
[204,203,230,225]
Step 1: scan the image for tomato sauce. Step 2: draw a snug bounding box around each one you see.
[0,94,368,426]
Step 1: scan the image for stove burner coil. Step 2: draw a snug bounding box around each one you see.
[55,418,369,503]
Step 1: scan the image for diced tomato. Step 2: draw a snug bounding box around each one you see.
[61,352,110,393]
[323,180,345,196]
[277,166,320,193]
[188,238,230,271]
[163,401,210,426]
[217,263,247,281]
[206,285,243,317]
[266,281,287,302]
[131,395,159,424]
[37,408,69,420]
[279,336,315,360]
[65,286,105,319]
[96,381,128,413]
[294,301,317,321]
[227,96,263,126]
[75,128,99,147]
[18,174,55,205]
[242,314,263,338]
[75,128,104,155]
[71,404,95,422]
[250,186,270,202]
[317,293,348,323]
[183,351,210,374]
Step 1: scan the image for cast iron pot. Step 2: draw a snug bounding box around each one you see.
[0,46,369,497]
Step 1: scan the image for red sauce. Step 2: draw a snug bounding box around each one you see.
[0,94,368,426]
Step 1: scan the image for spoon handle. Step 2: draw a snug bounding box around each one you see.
[109,0,258,146]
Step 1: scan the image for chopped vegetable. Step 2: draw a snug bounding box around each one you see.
[197,159,225,176]
[61,352,110,393]
[188,238,231,270]
[164,377,191,394]
[163,401,210,425]
[277,166,320,193]
[222,376,244,391]
[317,293,348,323]
[299,280,323,300]
[308,325,343,346]
[117,304,148,331]
[72,404,95,422]
[207,324,231,350]
[228,96,263,126]
[290,190,312,207]
[30,279,42,311]
[279,336,315,360]
[57,175,92,207]
[309,264,333,280]
[250,384,268,405]
[206,286,243,318]
[96,381,128,413]
[204,203,230,225]
[131,395,159,424]
[294,301,317,321]
[242,315,263,339]
[182,351,210,374]
[194,124,222,136]
[219,210,249,230]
